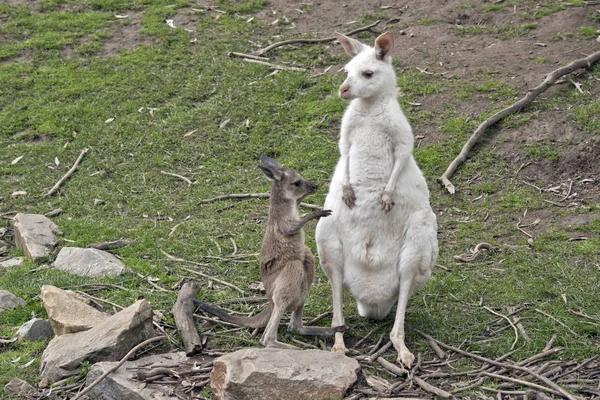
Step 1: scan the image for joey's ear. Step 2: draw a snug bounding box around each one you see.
[260,156,283,181]
[335,32,365,57]
[374,31,394,61]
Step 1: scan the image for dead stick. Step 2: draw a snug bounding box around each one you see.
[197,192,321,209]
[534,308,577,336]
[543,334,558,352]
[416,330,579,400]
[428,337,446,359]
[553,355,599,380]
[451,377,485,394]
[439,50,600,194]
[228,51,269,61]
[180,266,245,294]
[161,170,192,186]
[242,58,307,72]
[413,376,453,398]
[365,340,392,363]
[173,282,203,356]
[87,239,135,250]
[376,356,408,376]
[255,20,381,55]
[45,148,88,196]
[482,371,563,397]
[483,306,519,350]
[73,336,165,400]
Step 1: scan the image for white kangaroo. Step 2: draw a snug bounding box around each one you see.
[315,31,439,368]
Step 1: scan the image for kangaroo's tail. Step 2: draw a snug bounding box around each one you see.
[193,299,272,329]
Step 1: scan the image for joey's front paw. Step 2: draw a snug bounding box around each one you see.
[380,190,395,213]
[342,185,356,209]
[318,209,333,218]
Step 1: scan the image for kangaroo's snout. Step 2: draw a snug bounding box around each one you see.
[307,181,319,193]
[339,82,352,99]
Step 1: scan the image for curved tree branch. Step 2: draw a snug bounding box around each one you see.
[439,50,600,194]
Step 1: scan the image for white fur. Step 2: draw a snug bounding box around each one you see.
[316,32,438,368]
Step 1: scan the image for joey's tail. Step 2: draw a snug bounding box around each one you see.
[193,299,272,329]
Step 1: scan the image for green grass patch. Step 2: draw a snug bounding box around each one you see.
[526,141,560,161]
[579,25,598,39]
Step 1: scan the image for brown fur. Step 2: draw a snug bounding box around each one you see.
[196,157,345,349]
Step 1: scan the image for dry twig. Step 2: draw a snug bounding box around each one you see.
[416,330,579,400]
[45,148,88,196]
[72,336,166,400]
[180,266,245,294]
[255,20,381,55]
[161,170,193,186]
[534,309,577,336]
[483,306,519,350]
[439,50,600,194]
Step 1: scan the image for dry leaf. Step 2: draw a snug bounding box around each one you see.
[11,156,23,165]
[166,19,176,28]
[11,191,27,198]
[105,117,115,123]
[219,119,230,129]
[54,157,60,166]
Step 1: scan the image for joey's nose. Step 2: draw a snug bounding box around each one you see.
[307,182,319,193]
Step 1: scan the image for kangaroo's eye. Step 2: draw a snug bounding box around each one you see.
[293,180,302,187]
[362,70,374,78]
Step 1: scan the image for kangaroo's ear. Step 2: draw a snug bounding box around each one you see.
[335,32,365,57]
[374,31,394,61]
[260,156,283,181]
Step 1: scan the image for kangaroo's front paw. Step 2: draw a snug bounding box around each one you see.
[342,185,356,209]
[380,190,395,213]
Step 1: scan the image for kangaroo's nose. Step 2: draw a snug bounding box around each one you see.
[340,83,351,98]
[308,182,319,192]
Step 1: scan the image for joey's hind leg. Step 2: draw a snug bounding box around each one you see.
[260,305,298,350]
[288,305,345,336]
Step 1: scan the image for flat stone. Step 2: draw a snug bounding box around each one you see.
[12,213,62,261]
[0,257,23,268]
[211,348,361,400]
[0,289,26,312]
[40,299,155,383]
[4,377,39,398]
[53,247,129,277]
[86,352,188,400]
[16,318,55,341]
[41,285,109,335]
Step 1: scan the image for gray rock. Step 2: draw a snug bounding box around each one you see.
[4,377,39,398]
[0,257,24,268]
[40,299,155,383]
[16,318,55,341]
[12,213,62,260]
[53,247,129,277]
[41,285,109,335]
[0,289,26,312]
[211,348,361,400]
[86,352,188,400]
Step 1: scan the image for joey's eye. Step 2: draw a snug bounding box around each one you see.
[293,180,302,187]
[362,70,374,78]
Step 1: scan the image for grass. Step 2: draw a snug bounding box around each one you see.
[1,1,599,398]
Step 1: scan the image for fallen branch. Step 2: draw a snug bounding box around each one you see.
[376,357,408,377]
[483,306,519,350]
[161,170,193,186]
[198,192,322,209]
[173,282,203,356]
[416,330,579,400]
[242,58,307,72]
[73,336,166,400]
[413,376,453,398]
[87,239,135,250]
[534,308,577,336]
[482,371,563,397]
[255,20,381,55]
[439,50,600,194]
[180,266,245,294]
[228,51,269,61]
[44,148,88,196]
